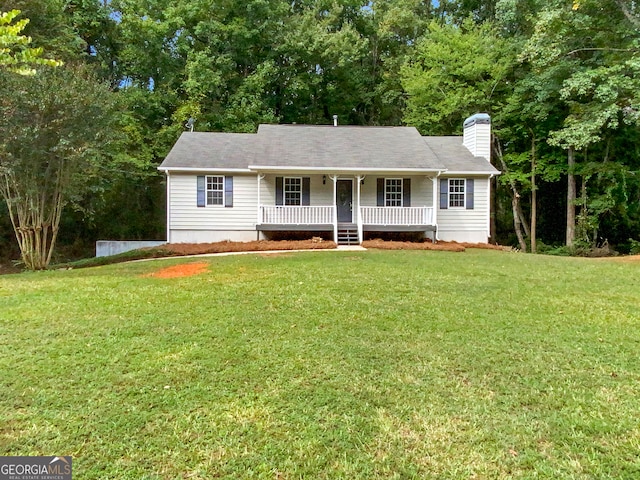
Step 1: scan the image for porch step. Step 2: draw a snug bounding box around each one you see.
[337,224,359,246]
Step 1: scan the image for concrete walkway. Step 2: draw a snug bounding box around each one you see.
[133,244,366,263]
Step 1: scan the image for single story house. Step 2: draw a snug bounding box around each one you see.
[158,114,499,245]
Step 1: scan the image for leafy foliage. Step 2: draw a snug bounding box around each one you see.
[401,20,516,134]
[0,66,121,269]
[0,9,61,74]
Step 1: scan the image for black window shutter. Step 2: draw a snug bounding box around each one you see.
[403,178,411,207]
[276,177,283,206]
[224,176,233,207]
[439,178,448,209]
[197,175,205,207]
[302,177,310,206]
[466,179,475,209]
[377,178,384,207]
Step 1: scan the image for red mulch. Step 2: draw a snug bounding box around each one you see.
[361,239,508,252]
[145,262,210,279]
[593,254,640,263]
[158,239,336,256]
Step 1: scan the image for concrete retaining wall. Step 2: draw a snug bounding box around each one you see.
[96,240,166,258]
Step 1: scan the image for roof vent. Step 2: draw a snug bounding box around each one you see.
[333,114,338,127]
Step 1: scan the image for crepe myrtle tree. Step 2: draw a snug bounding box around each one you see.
[0,65,119,269]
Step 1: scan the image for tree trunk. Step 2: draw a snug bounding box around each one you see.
[516,201,530,238]
[579,174,590,244]
[530,135,537,253]
[494,137,528,251]
[512,194,527,252]
[0,171,64,270]
[566,147,576,247]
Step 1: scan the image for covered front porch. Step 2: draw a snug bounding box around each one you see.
[254,173,439,244]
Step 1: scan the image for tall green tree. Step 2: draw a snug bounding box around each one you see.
[522,0,640,247]
[401,19,515,134]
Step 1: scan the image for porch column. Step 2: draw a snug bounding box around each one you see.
[256,174,265,226]
[356,175,364,244]
[432,174,439,241]
[331,175,338,243]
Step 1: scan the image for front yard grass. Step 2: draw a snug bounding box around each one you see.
[1,249,639,479]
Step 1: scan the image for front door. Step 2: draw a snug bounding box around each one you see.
[336,180,353,223]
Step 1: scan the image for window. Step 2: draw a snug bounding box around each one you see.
[197,175,233,208]
[385,178,402,207]
[449,179,465,208]
[377,178,411,207]
[284,177,302,205]
[206,176,224,205]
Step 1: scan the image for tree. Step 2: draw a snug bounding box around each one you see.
[0,66,120,269]
[522,0,640,247]
[401,19,515,134]
[0,9,60,74]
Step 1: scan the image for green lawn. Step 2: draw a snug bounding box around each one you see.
[1,249,639,479]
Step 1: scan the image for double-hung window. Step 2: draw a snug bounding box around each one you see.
[206,176,224,205]
[197,175,233,208]
[439,178,473,210]
[385,178,403,207]
[448,179,465,208]
[284,177,302,205]
[377,178,410,207]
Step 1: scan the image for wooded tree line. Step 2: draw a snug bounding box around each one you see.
[1,0,639,267]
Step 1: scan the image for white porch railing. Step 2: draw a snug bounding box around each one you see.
[259,205,335,225]
[360,206,434,226]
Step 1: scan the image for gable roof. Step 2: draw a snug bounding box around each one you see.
[255,124,445,170]
[159,125,499,175]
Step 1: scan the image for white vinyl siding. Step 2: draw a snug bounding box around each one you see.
[462,122,491,161]
[167,173,490,243]
[438,176,490,242]
[169,173,257,231]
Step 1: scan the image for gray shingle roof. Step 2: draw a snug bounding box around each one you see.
[158,125,499,174]
[160,132,260,170]
[256,124,445,170]
[423,136,499,173]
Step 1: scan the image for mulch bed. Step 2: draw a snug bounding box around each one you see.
[361,239,508,252]
[593,254,640,263]
[157,239,337,256]
[160,239,507,255]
